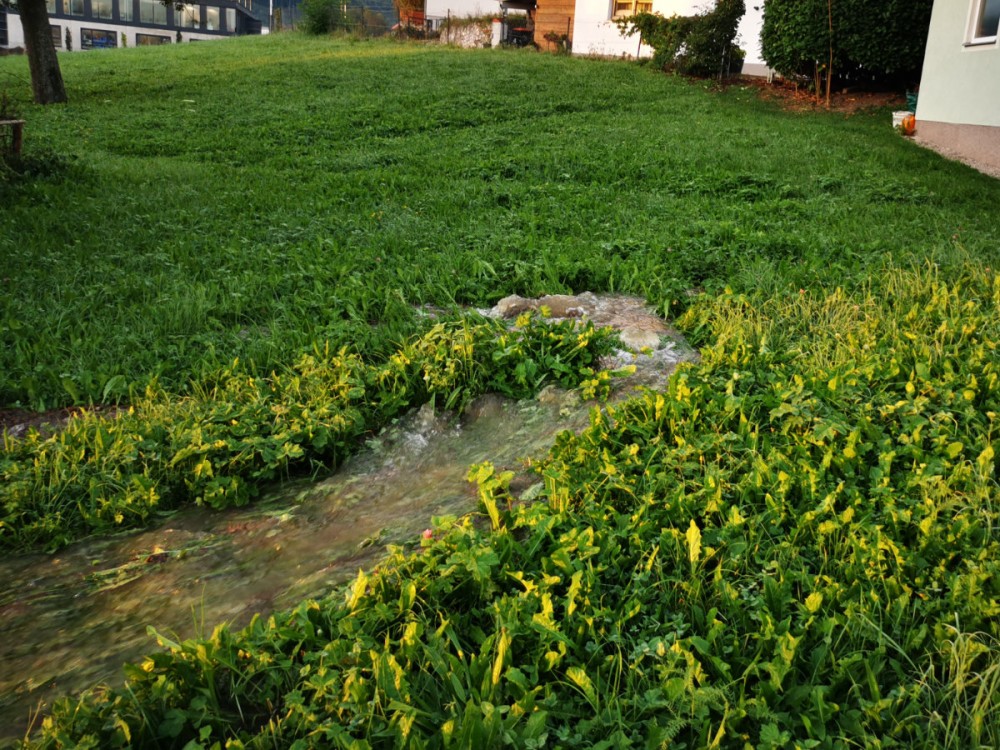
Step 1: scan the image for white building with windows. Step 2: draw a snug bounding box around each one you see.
[1,0,261,52]
[915,0,1000,173]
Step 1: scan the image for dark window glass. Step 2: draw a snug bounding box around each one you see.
[81,26,117,47]
[977,0,1000,39]
[137,31,170,43]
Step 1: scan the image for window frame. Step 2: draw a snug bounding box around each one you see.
[92,0,113,20]
[611,0,652,21]
[969,0,1000,45]
[179,3,201,29]
[81,26,118,48]
[138,0,167,25]
[136,32,171,43]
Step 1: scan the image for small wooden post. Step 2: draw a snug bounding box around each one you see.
[12,121,23,156]
[0,120,25,157]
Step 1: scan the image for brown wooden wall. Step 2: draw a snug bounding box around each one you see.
[533,0,574,52]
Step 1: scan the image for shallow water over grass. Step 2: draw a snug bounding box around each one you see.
[0,306,694,741]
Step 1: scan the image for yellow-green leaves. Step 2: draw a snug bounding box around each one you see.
[978,444,995,477]
[805,592,823,613]
[469,461,512,531]
[2,316,617,553]
[347,569,368,611]
[686,519,702,565]
[565,666,597,707]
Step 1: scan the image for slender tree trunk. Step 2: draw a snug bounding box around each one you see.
[19,0,67,104]
[825,0,833,109]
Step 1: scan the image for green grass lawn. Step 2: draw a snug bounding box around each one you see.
[3,33,1000,749]
[1,33,997,409]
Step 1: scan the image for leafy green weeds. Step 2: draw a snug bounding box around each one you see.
[22,263,1000,748]
[1,315,614,553]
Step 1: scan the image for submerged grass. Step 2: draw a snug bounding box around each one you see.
[2,32,1000,750]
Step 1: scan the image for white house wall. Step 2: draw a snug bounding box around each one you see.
[917,0,1000,127]
[570,0,767,73]
[4,11,27,47]
[915,0,1000,173]
[425,0,502,19]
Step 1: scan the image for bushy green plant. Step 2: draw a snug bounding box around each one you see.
[301,0,344,35]
[618,0,745,77]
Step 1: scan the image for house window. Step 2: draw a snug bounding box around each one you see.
[136,32,170,43]
[47,0,57,14]
[204,5,218,29]
[81,27,117,47]
[118,0,134,21]
[611,0,652,19]
[50,24,62,46]
[179,4,200,27]
[225,7,236,30]
[139,0,166,24]
[66,0,84,16]
[93,0,113,19]
[972,0,1000,42]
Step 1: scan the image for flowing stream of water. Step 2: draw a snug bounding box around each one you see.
[0,297,694,741]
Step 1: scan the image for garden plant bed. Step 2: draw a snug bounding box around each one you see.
[739,75,907,114]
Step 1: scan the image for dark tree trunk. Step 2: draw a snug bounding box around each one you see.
[18,0,67,104]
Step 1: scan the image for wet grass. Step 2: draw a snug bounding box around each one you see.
[1,34,998,409]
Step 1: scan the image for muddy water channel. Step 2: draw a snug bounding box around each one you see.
[0,295,695,740]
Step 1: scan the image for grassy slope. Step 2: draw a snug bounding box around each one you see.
[3,35,1000,749]
[1,34,997,409]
